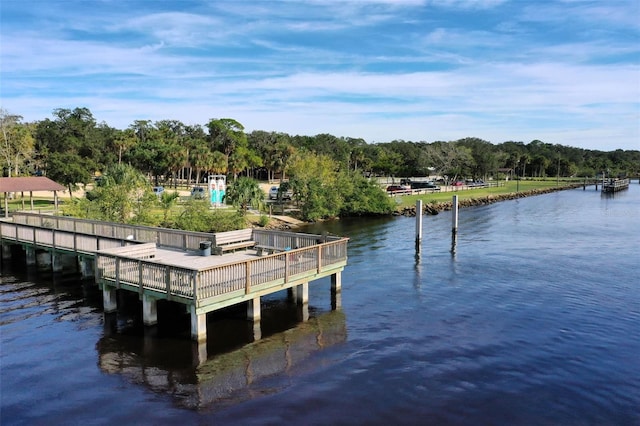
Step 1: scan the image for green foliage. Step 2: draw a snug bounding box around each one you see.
[46,152,95,192]
[258,214,269,227]
[78,163,156,224]
[61,197,93,219]
[224,176,264,214]
[339,172,395,216]
[20,106,640,225]
[0,109,35,177]
[175,200,245,232]
[158,190,181,227]
[288,152,394,221]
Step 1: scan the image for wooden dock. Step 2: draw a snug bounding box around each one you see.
[1,212,348,343]
[602,178,630,193]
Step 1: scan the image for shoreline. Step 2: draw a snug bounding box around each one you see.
[394,183,586,217]
[268,184,588,228]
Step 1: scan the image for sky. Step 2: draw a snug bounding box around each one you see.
[1,0,639,151]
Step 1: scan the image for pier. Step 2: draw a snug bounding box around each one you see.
[602,178,630,193]
[1,212,348,343]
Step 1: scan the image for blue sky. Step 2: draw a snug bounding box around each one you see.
[1,0,639,151]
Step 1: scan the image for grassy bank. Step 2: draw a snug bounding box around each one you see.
[391,180,580,211]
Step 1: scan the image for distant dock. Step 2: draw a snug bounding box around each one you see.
[602,178,630,193]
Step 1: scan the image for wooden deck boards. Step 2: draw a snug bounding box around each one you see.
[152,247,259,269]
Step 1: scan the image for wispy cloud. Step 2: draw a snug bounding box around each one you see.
[1,0,638,150]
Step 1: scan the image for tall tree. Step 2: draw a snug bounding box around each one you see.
[0,109,35,177]
[207,118,246,164]
[34,107,99,192]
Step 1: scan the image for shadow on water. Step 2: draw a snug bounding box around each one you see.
[97,309,347,410]
[2,245,349,411]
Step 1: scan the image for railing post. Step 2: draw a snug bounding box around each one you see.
[192,271,198,301]
[139,261,144,296]
[115,258,120,288]
[317,245,323,273]
[165,265,171,300]
[245,261,251,294]
[285,253,290,283]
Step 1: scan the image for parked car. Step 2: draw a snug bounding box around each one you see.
[452,181,464,186]
[464,179,486,187]
[152,186,164,198]
[190,186,206,199]
[269,185,292,200]
[386,185,411,193]
[409,181,440,190]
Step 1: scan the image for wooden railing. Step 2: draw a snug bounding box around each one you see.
[96,254,196,299]
[252,229,332,249]
[602,178,630,193]
[11,212,215,251]
[4,212,349,306]
[96,238,349,303]
[0,221,137,253]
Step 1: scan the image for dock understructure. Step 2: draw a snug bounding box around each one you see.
[1,212,348,342]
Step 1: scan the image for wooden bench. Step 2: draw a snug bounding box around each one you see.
[254,244,287,256]
[212,229,255,255]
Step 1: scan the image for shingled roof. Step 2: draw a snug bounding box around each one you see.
[0,177,66,193]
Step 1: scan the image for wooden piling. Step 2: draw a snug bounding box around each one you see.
[415,200,423,249]
[452,195,459,233]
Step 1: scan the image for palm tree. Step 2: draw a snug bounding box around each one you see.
[225,176,264,214]
[158,190,180,227]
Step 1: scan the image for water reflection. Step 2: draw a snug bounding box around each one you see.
[450,229,458,257]
[96,310,347,410]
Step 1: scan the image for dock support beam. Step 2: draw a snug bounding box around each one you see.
[247,297,262,340]
[190,306,207,342]
[25,247,36,265]
[331,272,342,293]
[142,294,157,326]
[331,272,342,309]
[247,296,261,321]
[79,256,94,279]
[192,341,207,366]
[295,282,309,305]
[1,243,12,260]
[103,287,117,313]
[52,253,63,272]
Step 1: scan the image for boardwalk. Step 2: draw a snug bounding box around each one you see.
[1,212,348,344]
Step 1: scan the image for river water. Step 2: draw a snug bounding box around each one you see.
[1,184,639,425]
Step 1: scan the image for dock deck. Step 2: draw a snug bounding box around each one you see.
[1,212,349,343]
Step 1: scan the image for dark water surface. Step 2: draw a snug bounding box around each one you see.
[2,185,639,425]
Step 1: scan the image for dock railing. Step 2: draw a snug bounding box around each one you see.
[602,178,630,193]
[0,220,139,254]
[11,212,215,251]
[96,237,348,305]
[4,211,349,307]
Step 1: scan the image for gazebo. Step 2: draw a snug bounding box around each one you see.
[0,177,66,218]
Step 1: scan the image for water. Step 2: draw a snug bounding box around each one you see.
[2,185,639,425]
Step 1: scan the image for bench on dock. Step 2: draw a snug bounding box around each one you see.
[254,244,288,256]
[212,229,255,255]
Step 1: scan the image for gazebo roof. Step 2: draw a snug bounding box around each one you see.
[0,177,66,193]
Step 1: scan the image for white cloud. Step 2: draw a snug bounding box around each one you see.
[1,0,638,151]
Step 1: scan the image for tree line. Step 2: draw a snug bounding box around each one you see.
[1,107,638,222]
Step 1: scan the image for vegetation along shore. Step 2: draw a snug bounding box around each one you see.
[395,182,588,217]
[2,107,638,231]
